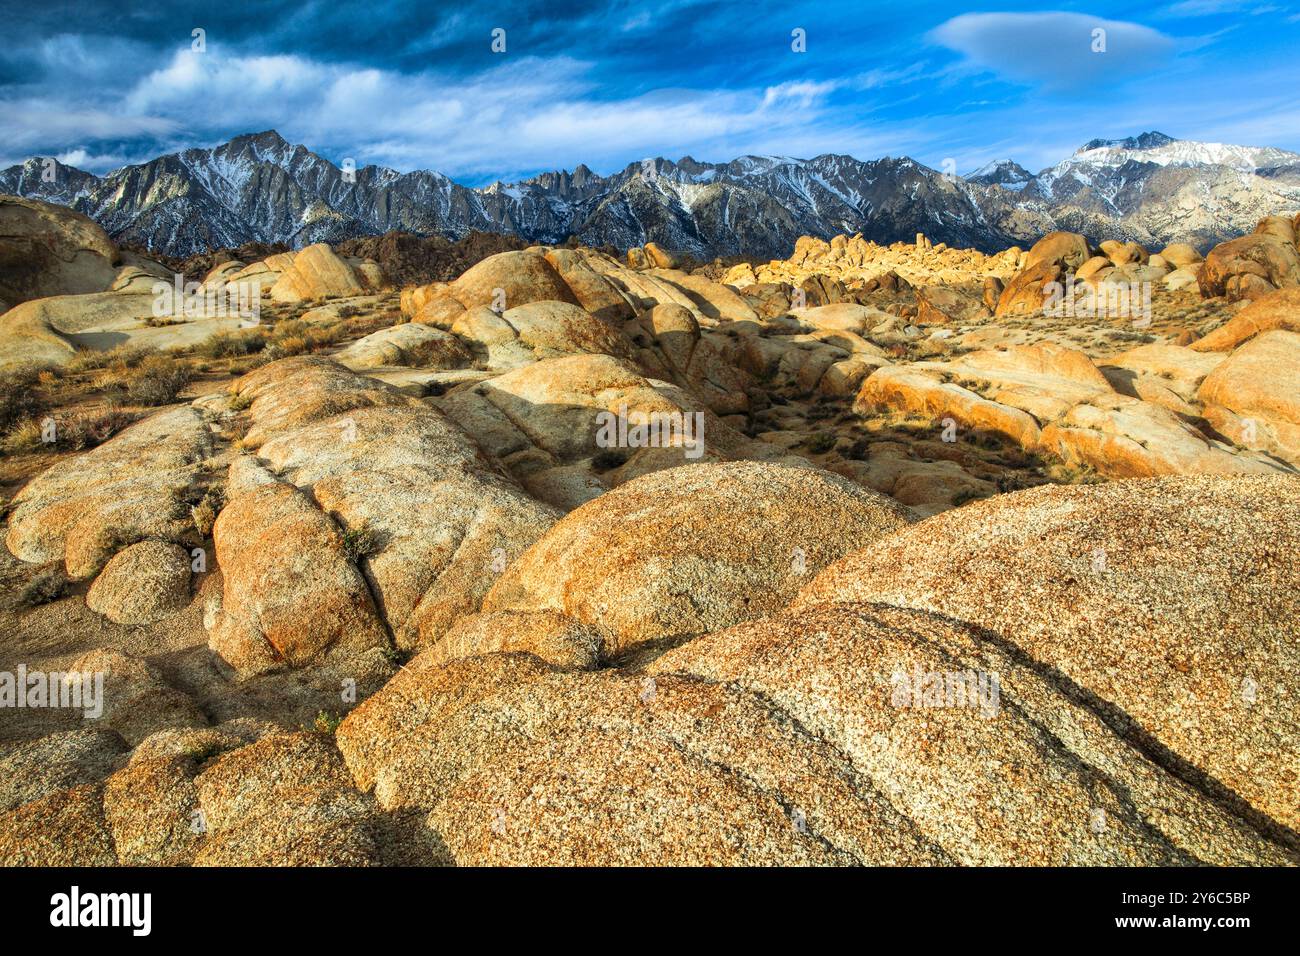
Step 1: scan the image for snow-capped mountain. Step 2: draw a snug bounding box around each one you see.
[3,130,1298,259]
[966,159,1033,191]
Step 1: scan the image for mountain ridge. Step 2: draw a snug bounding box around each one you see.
[4,129,1299,259]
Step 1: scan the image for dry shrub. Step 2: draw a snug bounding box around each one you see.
[19,564,69,607]
[57,407,140,449]
[0,364,46,434]
[0,406,140,456]
[0,418,47,455]
[196,329,268,359]
[66,344,150,373]
[191,484,227,538]
[121,355,193,405]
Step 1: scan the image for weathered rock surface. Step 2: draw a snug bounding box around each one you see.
[1198,330,1300,465]
[211,357,559,668]
[852,343,1278,479]
[0,195,118,310]
[1192,287,1300,351]
[436,353,785,507]
[269,243,371,303]
[483,461,912,657]
[65,649,207,745]
[1025,231,1092,271]
[85,540,193,624]
[5,407,212,578]
[335,653,941,865]
[0,729,128,813]
[429,610,603,670]
[652,603,1293,865]
[448,250,577,311]
[1197,226,1300,300]
[796,475,1300,836]
[193,733,377,865]
[335,322,471,370]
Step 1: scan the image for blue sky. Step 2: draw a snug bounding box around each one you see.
[1,0,1298,183]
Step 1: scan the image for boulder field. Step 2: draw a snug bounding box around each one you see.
[1,202,1297,866]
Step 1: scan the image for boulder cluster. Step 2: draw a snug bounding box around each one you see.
[0,195,1297,866]
[0,197,389,370]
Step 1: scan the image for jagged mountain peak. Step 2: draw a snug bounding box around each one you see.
[3,129,1298,258]
[966,159,1034,191]
[1078,131,1177,153]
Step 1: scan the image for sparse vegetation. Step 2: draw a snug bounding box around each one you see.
[341,523,384,562]
[192,484,227,538]
[19,565,69,607]
[0,364,46,435]
[197,329,268,359]
[121,354,193,405]
[311,710,344,736]
[1,417,48,455]
[66,344,150,373]
[805,432,838,454]
[55,407,139,450]
[266,320,345,356]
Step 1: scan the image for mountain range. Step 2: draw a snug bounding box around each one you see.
[4,130,1298,260]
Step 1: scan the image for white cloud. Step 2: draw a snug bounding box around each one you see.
[104,48,897,179]
[930,12,1175,90]
[0,100,178,154]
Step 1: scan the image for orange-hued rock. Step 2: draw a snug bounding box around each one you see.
[543,248,635,323]
[1197,231,1300,301]
[483,460,912,656]
[1198,329,1300,465]
[995,259,1062,316]
[854,365,1044,449]
[428,609,604,670]
[1025,231,1093,271]
[449,250,577,311]
[4,407,212,578]
[794,475,1300,836]
[1159,242,1203,268]
[208,480,391,675]
[1039,394,1270,477]
[269,243,369,302]
[1191,287,1300,351]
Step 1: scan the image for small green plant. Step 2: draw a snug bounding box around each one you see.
[311,710,344,735]
[341,524,384,562]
